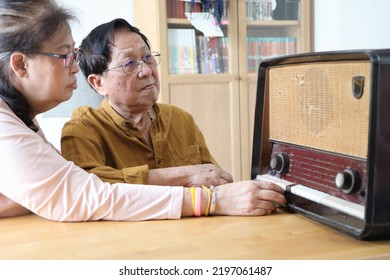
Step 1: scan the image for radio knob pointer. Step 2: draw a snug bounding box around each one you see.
[335,168,361,194]
[269,153,289,174]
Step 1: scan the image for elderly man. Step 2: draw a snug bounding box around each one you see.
[61,18,233,187]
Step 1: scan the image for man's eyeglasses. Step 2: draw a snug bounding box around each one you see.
[104,51,161,74]
[29,49,78,68]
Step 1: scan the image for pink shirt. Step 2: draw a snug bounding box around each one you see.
[0,98,183,221]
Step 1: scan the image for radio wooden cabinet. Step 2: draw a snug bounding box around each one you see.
[134,0,312,180]
[252,49,390,240]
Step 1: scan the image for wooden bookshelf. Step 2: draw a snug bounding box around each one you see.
[134,0,312,181]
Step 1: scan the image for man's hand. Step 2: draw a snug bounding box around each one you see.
[184,163,233,187]
[148,163,233,187]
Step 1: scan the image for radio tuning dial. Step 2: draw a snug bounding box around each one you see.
[335,168,361,194]
[269,153,289,174]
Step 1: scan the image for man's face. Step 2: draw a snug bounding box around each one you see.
[98,29,160,116]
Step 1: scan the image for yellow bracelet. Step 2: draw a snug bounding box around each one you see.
[202,185,212,216]
[190,186,196,215]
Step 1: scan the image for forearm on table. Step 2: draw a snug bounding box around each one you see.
[148,166,190,186]
[85,165,149,184]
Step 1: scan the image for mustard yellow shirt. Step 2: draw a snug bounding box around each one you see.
[61,99,218,184]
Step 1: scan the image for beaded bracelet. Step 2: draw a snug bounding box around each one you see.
[209,185,217,216]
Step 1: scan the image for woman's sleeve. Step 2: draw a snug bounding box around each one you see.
[0,113,183,221]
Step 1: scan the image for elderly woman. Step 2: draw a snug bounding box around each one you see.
[0,0,285,221]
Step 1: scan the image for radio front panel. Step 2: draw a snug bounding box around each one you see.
[252,50,390,240]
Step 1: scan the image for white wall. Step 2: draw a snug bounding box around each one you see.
[58,0,134,46]
[314,0,390,51]
[38,0,134,149]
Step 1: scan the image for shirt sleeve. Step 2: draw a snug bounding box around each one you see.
[0,109,183,221]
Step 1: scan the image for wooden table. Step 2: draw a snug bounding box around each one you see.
[1,211,390,260]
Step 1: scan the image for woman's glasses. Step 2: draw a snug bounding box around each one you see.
[29,49,78,68]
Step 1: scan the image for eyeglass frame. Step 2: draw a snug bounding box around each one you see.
[28,49,78,68]
[104,51,161,74]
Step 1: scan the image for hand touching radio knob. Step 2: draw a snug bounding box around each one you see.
[335,168,361,194]
[269,153,289,174]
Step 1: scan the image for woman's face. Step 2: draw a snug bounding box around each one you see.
[16,23,79,116]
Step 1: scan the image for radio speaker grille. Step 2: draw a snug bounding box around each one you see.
[268,61,371,159]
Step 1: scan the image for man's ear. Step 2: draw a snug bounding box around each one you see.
[87,74,107,97]
[10,52,28,78]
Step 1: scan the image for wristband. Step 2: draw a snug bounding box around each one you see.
[194,186,202,217]
[190,186,196,215]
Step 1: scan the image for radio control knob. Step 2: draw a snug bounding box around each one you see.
[335,168,361,194]
[269,153,289,174]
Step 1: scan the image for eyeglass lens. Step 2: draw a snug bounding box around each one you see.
[65,52,77,68]
[122,52,160,74]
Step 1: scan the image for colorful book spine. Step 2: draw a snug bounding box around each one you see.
[247,36,297,72]
[168,28,229,74]
[246,0,273,21]
[169,32,296,74]
[167,0,203,19]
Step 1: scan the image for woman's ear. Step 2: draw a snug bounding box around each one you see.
[87,74,108,97]
[10,52,28,78]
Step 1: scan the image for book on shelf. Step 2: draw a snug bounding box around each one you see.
[168,28,228,74]
[167,0,228,21]
[247,36,297,72]
[246,0,273,21]
[168,32,296,74]
[246,0,301,21]
[167,0,202,19]
[168,29,198,74]
[197,36,228,74]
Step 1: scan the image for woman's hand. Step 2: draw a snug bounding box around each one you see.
[214,180,286,216]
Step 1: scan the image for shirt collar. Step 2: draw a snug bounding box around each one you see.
[101,99,160,129]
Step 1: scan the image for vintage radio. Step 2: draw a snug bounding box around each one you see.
[251,49,390,240]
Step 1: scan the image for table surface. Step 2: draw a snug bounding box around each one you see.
[1,211,390,260]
